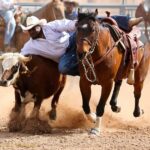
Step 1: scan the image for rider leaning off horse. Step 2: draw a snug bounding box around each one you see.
[19,13,143,84]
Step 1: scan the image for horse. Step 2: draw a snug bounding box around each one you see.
[135,1,150,41]
[76,9,150,135]
[0,0,65,51]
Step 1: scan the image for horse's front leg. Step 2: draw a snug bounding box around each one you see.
[110,80,122,113]
[91,81,113,136]
[80,79,96,123]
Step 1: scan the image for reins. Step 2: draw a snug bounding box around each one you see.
[80,23,123,83]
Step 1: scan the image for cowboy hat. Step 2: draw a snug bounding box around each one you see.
[63,0,79,7]
[19,16,47,31]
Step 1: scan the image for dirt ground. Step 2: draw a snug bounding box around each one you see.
[0,71,150,150]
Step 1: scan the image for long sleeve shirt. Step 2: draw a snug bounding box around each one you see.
[21,19,76,62]
[0,0,14,11]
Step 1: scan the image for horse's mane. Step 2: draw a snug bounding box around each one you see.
[77,10,97,22]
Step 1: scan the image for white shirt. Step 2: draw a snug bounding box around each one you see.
[0,0,14,11]
[21,19,76,62]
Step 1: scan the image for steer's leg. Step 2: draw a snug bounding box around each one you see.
[12,90,22,112]
[49,75,66,120]
[31,97,42,118]
[8,90,22,132]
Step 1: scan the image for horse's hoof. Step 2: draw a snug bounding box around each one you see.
[87,112,96,123]
[111,105,121,113]
[49,109,56,120]
[133,109,144,117]
[89,128,100,136]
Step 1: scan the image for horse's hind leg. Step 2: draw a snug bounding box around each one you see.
[145,22,149,41]
[110,80,122,113]
[49,75,66,120]
[133,81,144,117]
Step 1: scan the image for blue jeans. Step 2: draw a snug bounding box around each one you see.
[98,15,131,32]
[58,32,79,76]
[111,15,131,32]
[0,10,16,45]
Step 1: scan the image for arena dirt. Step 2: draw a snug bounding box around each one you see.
[0,74,150,150]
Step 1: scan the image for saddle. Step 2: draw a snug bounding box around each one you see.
[101,18,143,66]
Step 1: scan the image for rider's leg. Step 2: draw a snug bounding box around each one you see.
[58,32,79,76]
[2,11,16,48]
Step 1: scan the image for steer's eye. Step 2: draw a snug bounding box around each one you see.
[11,64,19,72]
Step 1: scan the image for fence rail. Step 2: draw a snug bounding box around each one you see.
[16,2,138,16]
[15,2,149,42]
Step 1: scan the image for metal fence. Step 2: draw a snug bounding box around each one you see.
[17,2,138,16]
[16,2,149,42]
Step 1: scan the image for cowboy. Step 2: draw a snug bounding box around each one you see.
[20,15,143,76]
[0,0,16,51]
[63,0,79,20]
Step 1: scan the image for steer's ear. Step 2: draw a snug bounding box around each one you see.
[0,55,4,60]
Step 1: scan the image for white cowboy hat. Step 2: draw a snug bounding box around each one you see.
[63,0,79,7]
[19,16,47,31]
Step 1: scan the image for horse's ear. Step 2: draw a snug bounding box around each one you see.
[78,8,81,14]
[95,9,98,16]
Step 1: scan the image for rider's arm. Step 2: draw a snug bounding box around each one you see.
[0,0,14,11]
[47,19,76,33]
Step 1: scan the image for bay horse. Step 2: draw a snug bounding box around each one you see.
[0,0,65,51]
[76,9,150,135]
[135,1,150,41]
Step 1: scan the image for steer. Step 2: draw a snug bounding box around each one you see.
[0,53,66,120]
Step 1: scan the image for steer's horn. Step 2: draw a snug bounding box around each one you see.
[18,54,32,62]
[0,55,4,60]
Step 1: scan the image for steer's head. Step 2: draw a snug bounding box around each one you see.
[0,53,31,87]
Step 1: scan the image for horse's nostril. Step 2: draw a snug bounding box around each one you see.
[78,52,85,60]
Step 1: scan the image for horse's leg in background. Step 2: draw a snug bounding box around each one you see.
[145,21,149,41]
[91,80,113,135]
[80,79,96,123]
[110,80,122,112]
[49,75,66,120]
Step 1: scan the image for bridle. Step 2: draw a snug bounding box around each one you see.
[77,21,122,83]
[78,22,100,83]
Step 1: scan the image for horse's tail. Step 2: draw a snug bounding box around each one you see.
[137,42,150,79]
[143,42,150,63]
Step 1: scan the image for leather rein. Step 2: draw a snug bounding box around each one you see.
[80,23,122,83]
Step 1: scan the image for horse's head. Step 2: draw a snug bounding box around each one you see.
[76,9,99,58]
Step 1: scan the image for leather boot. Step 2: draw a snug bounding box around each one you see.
[128,17,143,28]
